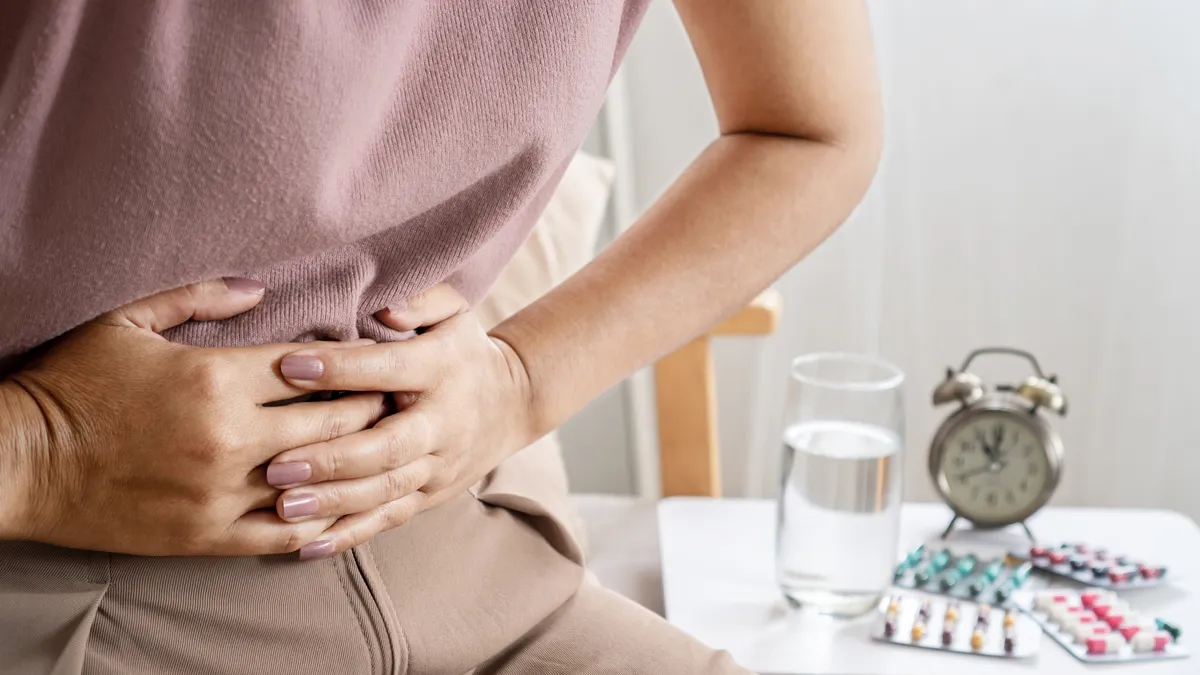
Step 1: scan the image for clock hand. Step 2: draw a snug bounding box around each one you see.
[956,464,996,482]
[976,430,997,461]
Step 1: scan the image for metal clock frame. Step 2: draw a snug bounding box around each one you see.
[928,394,1064,540]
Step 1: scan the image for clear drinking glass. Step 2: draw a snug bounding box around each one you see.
[776,352,905,617]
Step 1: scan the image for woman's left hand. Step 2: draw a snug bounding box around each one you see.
[265,285,538,560]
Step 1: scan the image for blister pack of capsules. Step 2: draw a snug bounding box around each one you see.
[871,593,1040,659]
[893,544,1034,606]
[1017,589,1188,663]
[1011,542,1168,589]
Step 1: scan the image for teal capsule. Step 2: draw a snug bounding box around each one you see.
[995,586,1012,603]
[904,544,926,567]
[1010,562,1033,587]
[940,570,962,591]
[893,565,908,582]
[914,567,933,585]
[1156,619,1182,642]
[955,554,978,575]
[968,579,986,596]
[929,550,952,572]
[983,560,1003,582]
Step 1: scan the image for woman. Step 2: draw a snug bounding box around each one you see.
[0,1,881,673]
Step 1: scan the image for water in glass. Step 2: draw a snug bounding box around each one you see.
[776,353,904,617]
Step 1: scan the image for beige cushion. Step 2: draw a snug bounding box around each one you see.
[571,494,664,615]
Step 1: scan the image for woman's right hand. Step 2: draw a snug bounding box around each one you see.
[0,278,385,556]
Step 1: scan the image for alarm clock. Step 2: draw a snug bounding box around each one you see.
[928,347,1067,540]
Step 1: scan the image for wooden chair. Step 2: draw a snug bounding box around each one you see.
[571,289,783,613]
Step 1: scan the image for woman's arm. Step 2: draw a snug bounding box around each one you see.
[262,0,882,557]
[490,0,883,436]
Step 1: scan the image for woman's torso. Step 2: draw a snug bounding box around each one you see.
[0,0,646,370]
[0,2,649,672]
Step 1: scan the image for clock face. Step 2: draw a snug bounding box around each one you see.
[936,411,1053,524]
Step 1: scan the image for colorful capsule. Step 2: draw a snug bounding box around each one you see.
[929,550,952,572]
[918,600,932,620]
[994,586,1011,603]
[911,622,926,641]
[1029,546,1049,558]
[982,560,1003,582]
[1109,567,1133,584]
[939,570,961,590]
[944,603,959,623]
[1132,631,1172,653]
[904,544,925,567]
[1140,564,1167,580]
[968,580,986,597]
[1155,619,1181,642]
[1091,563,1110,578]
[1010,562,1032,586]
[1086,633,1125,655]
[884,619,896,638]
[1003,611,1018,628]
[970,629,984,650]
[914,567,933,585]
[1003,625,1016,653]
[955,554,977,575]
[1047,551,1068,565]
[1069,556,1089,571]
[941,624,955,646]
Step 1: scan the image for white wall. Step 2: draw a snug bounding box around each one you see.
[562,0,1200,522]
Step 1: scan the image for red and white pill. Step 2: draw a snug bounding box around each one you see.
[1086,633,1125,655]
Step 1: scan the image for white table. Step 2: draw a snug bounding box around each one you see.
[659,498,1200,675]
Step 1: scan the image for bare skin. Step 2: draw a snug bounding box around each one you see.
[0,0,881,558]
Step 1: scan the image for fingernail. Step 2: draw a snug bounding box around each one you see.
[281,354,324,381]
[280,493,319,519]
[385,299,407,314]
[222,277,266,295]
[298,539,336,561]
[266,461,311,487]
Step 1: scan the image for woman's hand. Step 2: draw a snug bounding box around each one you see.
[1,279,385,556]
[264,284,537,560]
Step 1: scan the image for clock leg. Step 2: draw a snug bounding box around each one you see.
[1020,521,1036,542]
[939,515,960,540]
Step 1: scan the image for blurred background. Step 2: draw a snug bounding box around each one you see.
[560,0,1200,520]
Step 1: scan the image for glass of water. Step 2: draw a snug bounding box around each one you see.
[776,352,905,617]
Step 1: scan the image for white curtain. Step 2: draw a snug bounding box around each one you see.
[619,0,1200,518]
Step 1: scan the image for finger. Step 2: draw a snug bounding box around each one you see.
[221,510,337,557]
[253,392,388,465]
[211,338,377,403]
[293,492,429,560]
[279,338,445,391]
[376,283,469,332]
[97,277,266,332]
[266,410,435,487]
[275,455,440,523]
[236,465,284,512]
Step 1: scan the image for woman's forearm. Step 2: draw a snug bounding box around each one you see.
[0,381,43,540]
[491,130,880,438]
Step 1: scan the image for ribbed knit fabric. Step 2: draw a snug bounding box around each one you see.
[0,0,648,374]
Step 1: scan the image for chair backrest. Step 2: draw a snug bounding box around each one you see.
[653,289,782,497]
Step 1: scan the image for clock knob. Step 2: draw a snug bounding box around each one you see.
[1015,376,1068,416]
[932,370,984,407]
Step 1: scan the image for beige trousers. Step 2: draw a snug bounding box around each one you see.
[0,492,749,674]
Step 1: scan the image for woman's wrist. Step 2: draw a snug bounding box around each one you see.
[0,379,48,541]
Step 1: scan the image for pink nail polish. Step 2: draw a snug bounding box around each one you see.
[266,461,311,487]
[222,277,266,294]
[298,540,336,561]
[280,493,318,519]
[281,355,323,381]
